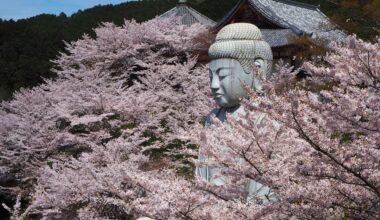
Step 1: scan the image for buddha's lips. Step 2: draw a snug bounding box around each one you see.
[213,93,223,98]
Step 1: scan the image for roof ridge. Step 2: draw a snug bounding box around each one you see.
[272,0,320,10]
[160,3,216,26]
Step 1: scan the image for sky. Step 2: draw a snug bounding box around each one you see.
[0,0,130,20]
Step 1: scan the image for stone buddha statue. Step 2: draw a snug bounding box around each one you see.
[197,23,276,203]
[205,22,273,124]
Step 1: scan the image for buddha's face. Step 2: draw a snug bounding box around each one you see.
[209,58,255,107]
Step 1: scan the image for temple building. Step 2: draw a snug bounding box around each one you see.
[160,0,346,66]
[215,0,346,65]
[160,0,216,27]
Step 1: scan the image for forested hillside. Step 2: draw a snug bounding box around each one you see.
[0,0,378,100]
[0,0,182,100]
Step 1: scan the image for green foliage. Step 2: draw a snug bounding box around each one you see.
[297,0,379,40]
[109,127,123,139]
[0,0,179,101]
[0,14,63,100]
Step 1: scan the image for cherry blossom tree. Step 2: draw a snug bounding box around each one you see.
[0,17,213,218]
[78,35,379,220]
[171,36,380,219]
[1,14,378,220]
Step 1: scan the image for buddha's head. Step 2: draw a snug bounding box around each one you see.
[208,23,273,108]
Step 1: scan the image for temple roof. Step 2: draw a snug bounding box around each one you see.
[160,1,216,27]
[217,0,347,44]
[261,29,295,47]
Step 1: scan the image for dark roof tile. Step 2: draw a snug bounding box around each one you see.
[160,3,216,27]
[248,0,346,42]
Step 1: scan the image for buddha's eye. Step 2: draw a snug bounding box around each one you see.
[218,69,230,78]
[254,59,264,69]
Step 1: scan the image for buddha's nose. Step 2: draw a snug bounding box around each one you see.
[211,76,220,90]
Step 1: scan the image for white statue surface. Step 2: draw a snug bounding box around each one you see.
[196,23,276,203]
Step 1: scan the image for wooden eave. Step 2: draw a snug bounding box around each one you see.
[214,0,280,31]
[214,0,306,35]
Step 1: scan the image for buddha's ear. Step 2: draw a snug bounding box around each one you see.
[254,58,265,70]
[254,58,267,80]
